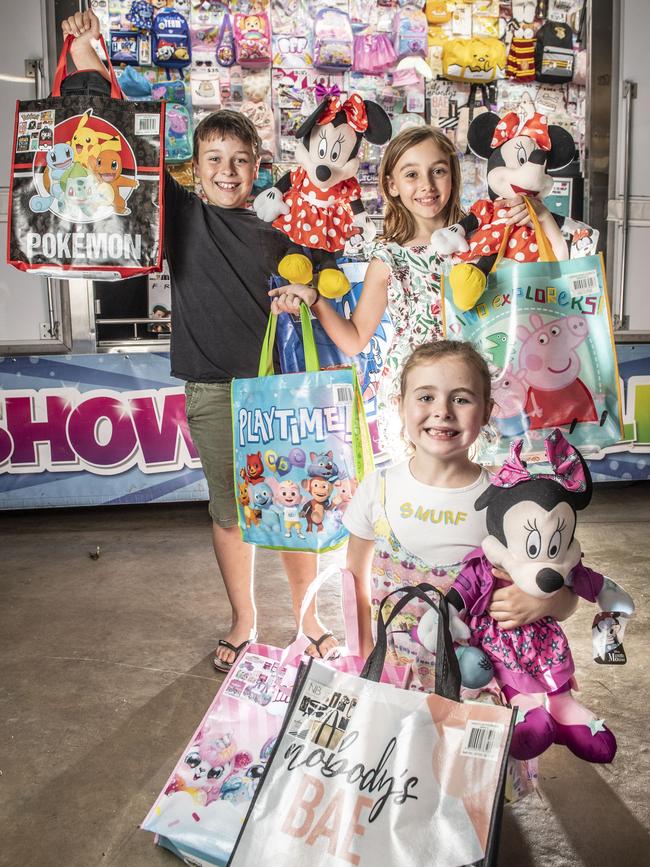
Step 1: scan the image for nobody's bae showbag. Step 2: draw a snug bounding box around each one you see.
[7,36,164,279]
[229,586,514,867]
[232,305,374,554]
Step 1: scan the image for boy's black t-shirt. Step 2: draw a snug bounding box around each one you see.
[164,172,291,382]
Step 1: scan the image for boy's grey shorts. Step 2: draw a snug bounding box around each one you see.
[185,381,238,528]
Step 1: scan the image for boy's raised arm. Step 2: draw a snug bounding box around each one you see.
[61,9,110,82]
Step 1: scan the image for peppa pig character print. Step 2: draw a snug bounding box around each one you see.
[490,364,530,438]
[517,313,603,431]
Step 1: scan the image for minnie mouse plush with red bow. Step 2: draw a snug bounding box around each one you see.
[445,429,634,764]
[254,92,391,299]
[430,110,576,311]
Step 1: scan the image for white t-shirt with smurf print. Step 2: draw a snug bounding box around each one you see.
[343,460,491,566]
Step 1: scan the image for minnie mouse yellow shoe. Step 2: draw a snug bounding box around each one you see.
[318,268,350,299]
[278,253,313,286]
[448,262,487,311]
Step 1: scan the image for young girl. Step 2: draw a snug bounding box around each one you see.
[269,125,535,457]
[342,340,578,692]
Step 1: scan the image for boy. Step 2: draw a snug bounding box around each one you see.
[62,9,338,670]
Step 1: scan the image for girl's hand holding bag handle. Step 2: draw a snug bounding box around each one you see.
[8,34,165,279]
[232,303,374,554]
[228,583,514,867]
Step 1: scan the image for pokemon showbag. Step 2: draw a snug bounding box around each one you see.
[442,242,623,463]
[142,569,409,867]
[7,35,164,279]
[232,304,374,554]
[229,586,514,867]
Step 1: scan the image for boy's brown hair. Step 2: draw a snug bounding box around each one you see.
[379,126,463,246]
[192,110,261,162]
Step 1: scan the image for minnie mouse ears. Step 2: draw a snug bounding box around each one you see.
[467,110,576,171]
[295,95,392,145]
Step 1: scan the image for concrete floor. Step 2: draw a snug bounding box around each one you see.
[1,483,649,867]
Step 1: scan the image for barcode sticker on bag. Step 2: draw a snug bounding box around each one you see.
[135,114,160,136]
[461,721,504,761]
[569,270,600,297]
[334,385,354,405]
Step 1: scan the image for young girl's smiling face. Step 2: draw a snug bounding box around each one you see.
[386,138,452,229]
[400,356,492,461]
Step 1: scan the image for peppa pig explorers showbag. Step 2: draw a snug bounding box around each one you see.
[442,209,623,463]
[232,303,374,554]
[7,35,164,279]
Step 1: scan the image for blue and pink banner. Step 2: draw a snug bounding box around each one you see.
[0,352,208,509]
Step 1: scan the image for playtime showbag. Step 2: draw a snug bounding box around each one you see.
[275,261,394,458]
[232,304,374,554]
[7,35,164,280]
[443,235,623,463]
[229,586,514,867]
[142,569,409,867]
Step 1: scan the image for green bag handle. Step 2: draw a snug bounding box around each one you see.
[257,303,320,377]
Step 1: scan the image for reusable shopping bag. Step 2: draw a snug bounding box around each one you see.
[275,261,394,457]
[232,303,374,554]
[228,585,514,867]
[142,567,408,867]
[442,205,623,463]
[7,35,164,279]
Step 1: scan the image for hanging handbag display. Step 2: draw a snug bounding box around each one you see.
[7,35,164,279]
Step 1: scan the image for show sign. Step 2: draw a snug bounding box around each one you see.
[0,353,208,509]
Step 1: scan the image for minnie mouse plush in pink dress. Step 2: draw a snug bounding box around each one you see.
[446,430,634,763]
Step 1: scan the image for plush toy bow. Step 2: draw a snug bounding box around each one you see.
[491,429,587,492]
[490,111,551,151]
[317,93,368,133]
[314,82,341,103]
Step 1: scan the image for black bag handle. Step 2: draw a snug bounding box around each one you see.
[360,583,461,701]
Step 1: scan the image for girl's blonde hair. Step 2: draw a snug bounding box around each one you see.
[399,340,492,406]
[379,126,463,246]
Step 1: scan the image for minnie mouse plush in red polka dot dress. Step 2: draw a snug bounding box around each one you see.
[430,110,576,311]
[254,93,391,299]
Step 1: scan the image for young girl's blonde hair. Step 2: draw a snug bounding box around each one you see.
[379,126,463,246]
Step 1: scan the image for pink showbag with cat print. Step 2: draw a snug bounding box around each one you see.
[142,568,408,866]
[228,587,514,867]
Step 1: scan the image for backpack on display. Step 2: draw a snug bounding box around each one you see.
[313,7,354,71]
[392,5,428,60]
[216,12,236,67]
[535,20,575,83]
[153,8,192,70]
[165,103,193,163]
[233,12,272,68]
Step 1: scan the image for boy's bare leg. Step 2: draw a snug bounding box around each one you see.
[212,524,256,667]
[281,551,338,658]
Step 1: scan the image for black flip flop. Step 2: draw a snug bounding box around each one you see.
[213,635,256,673]
[305,632,339,660]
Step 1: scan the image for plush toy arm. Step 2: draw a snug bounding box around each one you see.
[445,588,471,642]
[351,207,377,244]
[596,576,635,616]
[253,171,291,222]
[430,214,477,255]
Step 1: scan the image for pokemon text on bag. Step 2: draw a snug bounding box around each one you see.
[232,305,374,554]
[7,35,164,280]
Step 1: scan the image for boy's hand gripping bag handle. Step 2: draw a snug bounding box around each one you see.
[361,583,461,701]
[258,303,320,377]
[493,196,556,268]
[52,34,122,99]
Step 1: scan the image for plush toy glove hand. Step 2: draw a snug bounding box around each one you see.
[253,187,290,223]
[430,224,470,255]
[449,611,471,643]
[596,576,635,616]
[352,211,377,243]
